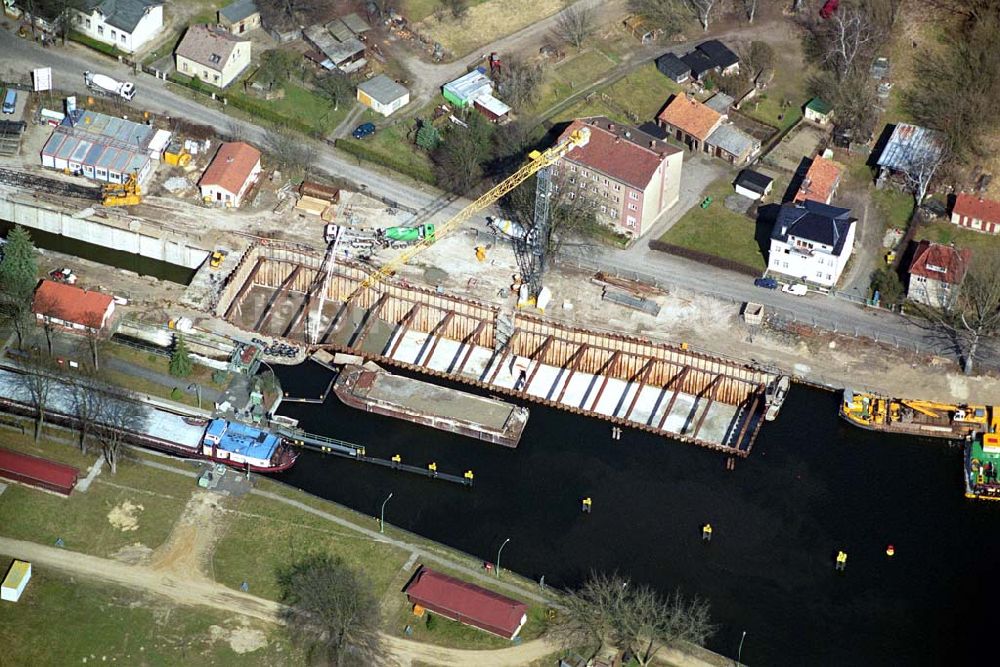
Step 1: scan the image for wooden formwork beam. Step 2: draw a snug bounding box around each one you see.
[553,343,590,403]
[386,303,422,358]
[415,311,456,367]
[657,366,692,431]
[450,320,487,374]
[253,265,301,332]
[523,335,555,393]
[623,358,658,421]
[223,257,264,320]
[690,375,724,441]
[487,329,520,385]
[349,293,390,348]
[588,351,623,412]
[732,386,764,452]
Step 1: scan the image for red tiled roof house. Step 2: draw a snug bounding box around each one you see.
[32,280,115,333]
[403,566,529,639]
[657,95,722,153]
[793,156,843,205]
[951,194,1000,234]
[553,117,683,237]
[199,141,262,207]
[907,240,972,308]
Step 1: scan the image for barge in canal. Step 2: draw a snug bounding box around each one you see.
[965,434,1000,501]
[840,389,997,440]
[333,363,529,448]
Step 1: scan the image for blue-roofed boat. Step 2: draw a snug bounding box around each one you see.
[200,419,299,472]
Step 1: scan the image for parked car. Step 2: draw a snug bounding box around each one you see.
[754,277,778,289]
[352,122,376,139]
[48,267,77,284]
[781,283,808,296]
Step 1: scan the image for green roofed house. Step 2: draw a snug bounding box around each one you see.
[804,98,833,126]
[442,68,493,108]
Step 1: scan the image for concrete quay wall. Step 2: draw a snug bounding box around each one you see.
[0,194,210,269]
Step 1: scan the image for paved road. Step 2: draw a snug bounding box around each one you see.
[0,30,981,368]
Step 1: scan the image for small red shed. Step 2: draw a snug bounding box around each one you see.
[403,566,529,639]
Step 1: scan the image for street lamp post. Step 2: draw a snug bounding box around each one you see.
[187,383,201,410]
[496,538,510,578]
[380,492,393,534]
[737,630,747,666]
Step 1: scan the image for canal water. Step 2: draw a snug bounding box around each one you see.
[274,361,995,666]
[0,220,196,284]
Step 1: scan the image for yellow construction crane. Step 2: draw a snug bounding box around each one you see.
[101,172,142,207]
[347,126,592,300]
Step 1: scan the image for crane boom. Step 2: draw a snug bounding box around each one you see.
[347,127,591,300]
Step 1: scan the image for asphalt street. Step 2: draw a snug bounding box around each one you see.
[0,32,983,367]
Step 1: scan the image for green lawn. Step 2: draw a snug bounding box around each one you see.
[532,50,618,117]
[227,81,351,137]
[0,432,192,557]
[339,120,436,184]
[0,567,298,665]
[403,0,489,22]
[212,493,410,602]
[599,63,682,123]
[658,177,768,272]
[101,340,229,407]
[742,92,801,132]
[395,602,550,649]
[872,188,915,232]
[913,220,1000,255]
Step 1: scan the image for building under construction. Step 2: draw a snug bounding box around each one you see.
[217,242,785,456]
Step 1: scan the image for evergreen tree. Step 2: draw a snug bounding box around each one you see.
[169,335,193,378]
[0,225,39,298]
[416,121,441,151]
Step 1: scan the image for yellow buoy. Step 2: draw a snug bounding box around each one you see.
[886,544,895,557]
[702,523,713,541]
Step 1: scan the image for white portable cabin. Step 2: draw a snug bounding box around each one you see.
[1,560,32,602]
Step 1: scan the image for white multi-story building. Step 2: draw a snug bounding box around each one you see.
[768,200,857,287]
[73,0,163,54]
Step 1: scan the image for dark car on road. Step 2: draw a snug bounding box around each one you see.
[352,122,376,139]
[754,277,778,289]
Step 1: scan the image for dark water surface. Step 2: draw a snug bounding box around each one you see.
[273,362,997,666]
[0,220,196,284]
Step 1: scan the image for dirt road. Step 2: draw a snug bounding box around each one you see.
[0,535,565,667]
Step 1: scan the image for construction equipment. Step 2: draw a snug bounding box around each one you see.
[83,71,136,100]
[101,172,141,207]
[346,126,591,304]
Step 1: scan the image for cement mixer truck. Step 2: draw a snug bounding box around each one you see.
[84,71,136,101]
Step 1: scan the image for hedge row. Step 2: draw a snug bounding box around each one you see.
[68,30,121,57]
[166,74,315,135]
[648,239,761,276]
[334,138,436,185]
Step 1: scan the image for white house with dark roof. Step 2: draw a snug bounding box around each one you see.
[73,0,163,54]
[768,200,857,287]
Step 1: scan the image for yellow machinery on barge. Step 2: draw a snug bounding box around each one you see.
[840,389,1000,440]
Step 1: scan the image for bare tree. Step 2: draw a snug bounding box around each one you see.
[0,295,33,350]
[432,116,493,194]
[264,125,316,176]
[494,57,544,111]
[277,553,384,665]
[688,0,717,31]
[96,388,147,474]
[916,253,1000,376]
[816,6,879,79]
[316,73,354,111]
[742,0,759,22]
[555,571,716,662]
[14,354,57,442]
[629,0,688,35]
[69,370,104,455]
[440,0,469,20]
[555,5,596,48]
[739,41,775,83]
[226,119,251,143]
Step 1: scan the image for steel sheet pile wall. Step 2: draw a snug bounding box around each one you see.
[224,244,776,454]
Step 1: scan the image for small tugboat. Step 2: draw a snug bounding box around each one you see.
[198,419,299,472]
[764,376,790,421]
[840,389,997,440]
[965,433,1000,501]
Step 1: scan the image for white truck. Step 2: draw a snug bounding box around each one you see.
[83,71,136,101]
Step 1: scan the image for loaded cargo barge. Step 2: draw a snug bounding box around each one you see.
[840,389,997,440]
[333,364,529,448]
[0,366,297,473]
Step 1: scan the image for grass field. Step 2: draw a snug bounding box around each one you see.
[658,177,768,271]
[0,431,193,557]
[872,188,915,231]
[913,220,1000,255]
[416,0,563,58]
[227,81,351,137]
[395,601,550,649]
[340,120,436,185]
[0,567,298,665]
[599,63,682,122]
[403,0,490,22]
[212,493,410,602]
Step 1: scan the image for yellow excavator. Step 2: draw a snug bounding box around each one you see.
[102,172,142,207]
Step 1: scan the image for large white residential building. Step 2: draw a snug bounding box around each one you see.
[73,0,163,54]
[768,200,857,288]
